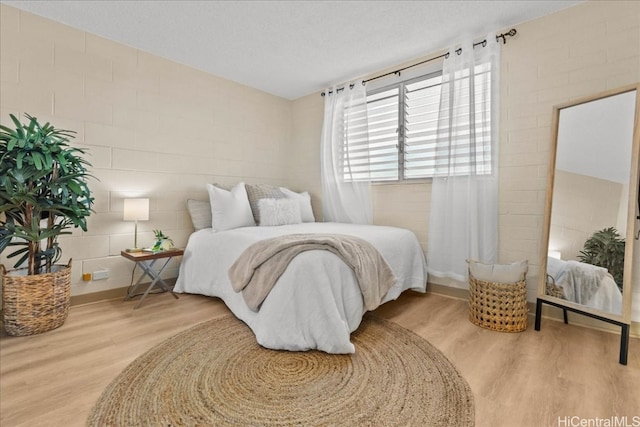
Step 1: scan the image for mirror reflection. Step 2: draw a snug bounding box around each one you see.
[545,90,637,315]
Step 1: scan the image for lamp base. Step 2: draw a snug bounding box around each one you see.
[125,247,143,253]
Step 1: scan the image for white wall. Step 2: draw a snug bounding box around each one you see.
[1,1,639,315]
[500,0,640,304]
[556,90,636,184]
[291,1,640,305]
[550,170,625,261]
[0,4,292,296]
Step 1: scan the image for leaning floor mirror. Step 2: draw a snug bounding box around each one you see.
[535,84,640,365]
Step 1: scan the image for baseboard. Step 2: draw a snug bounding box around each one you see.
[0,279,177,328]
[69,280,639,338]
[427,282,640,338]
[427,282,469,300]
[70,278,177,306]
[70,287,130,306]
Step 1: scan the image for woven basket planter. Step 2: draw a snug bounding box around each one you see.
[1,260,72,336]
[468,274,528,333]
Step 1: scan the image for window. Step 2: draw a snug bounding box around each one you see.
[342,67,493,182]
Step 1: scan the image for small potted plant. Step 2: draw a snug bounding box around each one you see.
[0,114,94,336]
[151,229,174,252]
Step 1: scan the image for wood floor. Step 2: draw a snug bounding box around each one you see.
[1,291,638,427]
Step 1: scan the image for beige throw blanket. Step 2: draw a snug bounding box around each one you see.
[229,234,397,312]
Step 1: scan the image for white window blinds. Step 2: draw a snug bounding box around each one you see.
[342,87,399,182]
[431,62,493,177]
[404,74,443,179]
[343,66,493,182]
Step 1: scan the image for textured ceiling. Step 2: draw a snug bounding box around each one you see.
[2,0,583,100]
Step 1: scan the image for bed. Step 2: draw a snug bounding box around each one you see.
[546,256,622,314]
[174,222,428,354]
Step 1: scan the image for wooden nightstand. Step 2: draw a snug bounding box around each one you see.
[121,248,183,309]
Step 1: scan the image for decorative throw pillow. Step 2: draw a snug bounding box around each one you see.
[468,259,528,284]
[279,187,315,222]
[258,198,302,226]
[186,199,212,231]
[207,182,256,231]
[210,182,233,191]
[245,183,285,224]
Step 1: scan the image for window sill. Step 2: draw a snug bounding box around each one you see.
[371,178,433,186]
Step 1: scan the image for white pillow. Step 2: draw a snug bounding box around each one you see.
[468,259,528,284]
[207,182,255,231]
[279,187,315,222]
[186,199,212,230]
[258,198,302,226]
[245,183,285,225]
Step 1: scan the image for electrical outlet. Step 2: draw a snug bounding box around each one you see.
[92,269,109,280]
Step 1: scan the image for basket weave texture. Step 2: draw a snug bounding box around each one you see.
[545,275,565,299]
[1,262,71,336]
[468,274,528,332]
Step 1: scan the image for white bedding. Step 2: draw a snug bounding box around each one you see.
[174,222,428,353]
[546,257,622,314]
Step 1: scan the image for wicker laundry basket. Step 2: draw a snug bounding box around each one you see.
[545,275,565,299]
[468,274,528,333]
[1,260,72,336]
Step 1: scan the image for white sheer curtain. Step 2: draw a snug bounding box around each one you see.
[321,81,373,224]
[427,35,501,283]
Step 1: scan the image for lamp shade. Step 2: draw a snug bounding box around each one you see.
[123,198,149,221]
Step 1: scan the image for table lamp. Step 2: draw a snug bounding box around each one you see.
[124,198,149,252]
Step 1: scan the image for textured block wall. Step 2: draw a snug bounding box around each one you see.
[2,2,639,308]
[500,1,640,301]
[290,1,640,304]
[0,4,292,296]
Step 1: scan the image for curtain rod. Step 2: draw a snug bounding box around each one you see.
[321,28,516,97]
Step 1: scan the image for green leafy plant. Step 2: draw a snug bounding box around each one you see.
[0,114,94,275]
[151,229,174,252]
[577,227,625,291]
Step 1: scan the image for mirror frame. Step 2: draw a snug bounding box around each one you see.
[537,83,640,326]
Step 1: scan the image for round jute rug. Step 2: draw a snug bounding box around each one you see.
[88,314,474,426]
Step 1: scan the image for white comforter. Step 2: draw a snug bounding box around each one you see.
[546,257,623,314]
[174,222,428,353]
